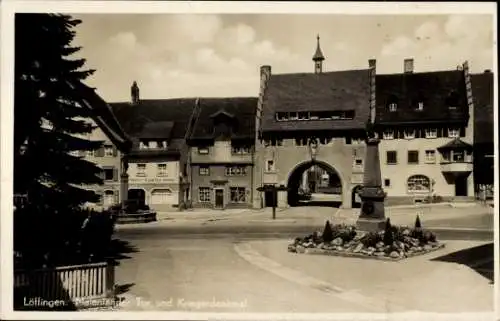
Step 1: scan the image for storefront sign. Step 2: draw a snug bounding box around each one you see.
[129,177,176,184]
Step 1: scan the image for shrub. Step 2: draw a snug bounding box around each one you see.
[361,232,381,248]
[322,220,334,243]
[383,218,394,246]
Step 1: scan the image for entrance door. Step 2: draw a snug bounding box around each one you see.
[264,190,274,207]
[455,176,468,196]
[215,189,224,209]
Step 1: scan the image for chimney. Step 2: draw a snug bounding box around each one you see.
[131,81,140,105]
[404,58,414,74]
[368,59,376,69]
[260,65,272,83]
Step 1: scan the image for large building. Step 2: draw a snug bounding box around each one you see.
[253,36,372,209]
[187,97,258,209]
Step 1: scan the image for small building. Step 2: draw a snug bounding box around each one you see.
[187,97,258,209]
[374,59,475,205]
[110,83,197,211]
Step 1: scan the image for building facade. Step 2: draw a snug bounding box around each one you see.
[374,59,476,205]
[110,83,197,211]
[187,97,258,209]
[253,36,371,209]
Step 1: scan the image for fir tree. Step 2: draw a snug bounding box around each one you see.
[322,220,334,243]
[383,218,394,246]
[14,13,104,211]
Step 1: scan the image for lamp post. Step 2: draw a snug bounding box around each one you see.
[256,184,289,220]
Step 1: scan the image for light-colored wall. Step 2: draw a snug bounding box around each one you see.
[190,140,253,164]
[258,137,365,208]
[127,161,180,184]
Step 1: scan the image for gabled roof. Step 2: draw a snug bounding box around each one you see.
[67,80,132,152]
[375,70,468,125]
[261,69,371,132]
[437,138,473,152]
[471,72,494,144]
[110,99,197,140]
[189,97,258,140]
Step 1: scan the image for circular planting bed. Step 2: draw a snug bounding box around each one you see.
[288,217,445,261]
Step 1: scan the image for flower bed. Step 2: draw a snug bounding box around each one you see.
[287,217,445,261]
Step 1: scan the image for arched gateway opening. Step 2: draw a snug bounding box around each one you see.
[287,160,342,207]
[128,188,146,206]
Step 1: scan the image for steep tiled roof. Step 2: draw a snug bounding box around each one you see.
[135,121,174,139]
[471,72,494,144]
[261,69,371,132]
[69,81,132,151]
[189,97,258,140]
[110,99,196,140]
[375,70,468,125]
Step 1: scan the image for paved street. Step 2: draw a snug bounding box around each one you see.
[111,204,495,313]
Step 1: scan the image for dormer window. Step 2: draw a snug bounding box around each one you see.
[425,128,437,139]
[298,112,309,120]
[149,141,158,149]
[446,91,460,110]
[276,112,288,121]
[289,112,298,121]
[387,95,398,112]
[448,128,460,138]
[404,129,415,139]
[139,141,148,149]
[383,130,394,140]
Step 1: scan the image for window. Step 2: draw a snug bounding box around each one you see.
[417,102,424,111]
[425,128,437,139]
[149,141,158,149]
[69,150,79,157]
[104,168,114,181]
[266,160,275,172]
[225,166,247,176]
[453,151,465,162]
[388,103,397,112]
[386,151,397,165]
[289,112,298,120]
[199,166,210,176]
[298,112,309,120]
[232,146,251,154]
[230,187,246,203]
[199,187,211,202]
[136,163,146,177]
[198,146,209,154]
[407,175,431,193]
[139,141,148,149]
[425,150,436,164]
[384,179,391,187]
[383,130,394,140]
[265,138,283,147]
[157,163,167,177]
[404,129,415,139]
[104,145,114,157]
[351,138,363,145]
[448,128,460,138]
[86,149,95,157]
[407,150,419,164]
[354,158,363,167]
[275,112,288,121]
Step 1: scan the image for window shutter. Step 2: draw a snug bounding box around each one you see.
[113,168,118,181]
[113,146,118,156]
[96,147,104,157]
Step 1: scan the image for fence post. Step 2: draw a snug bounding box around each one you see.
[105,260,115,298]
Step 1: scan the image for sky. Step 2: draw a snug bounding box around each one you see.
[71,14,494,102]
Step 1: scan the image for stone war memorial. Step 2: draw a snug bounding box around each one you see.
[288,123,446,261]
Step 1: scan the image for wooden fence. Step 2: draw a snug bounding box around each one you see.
[14,262,115,307]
